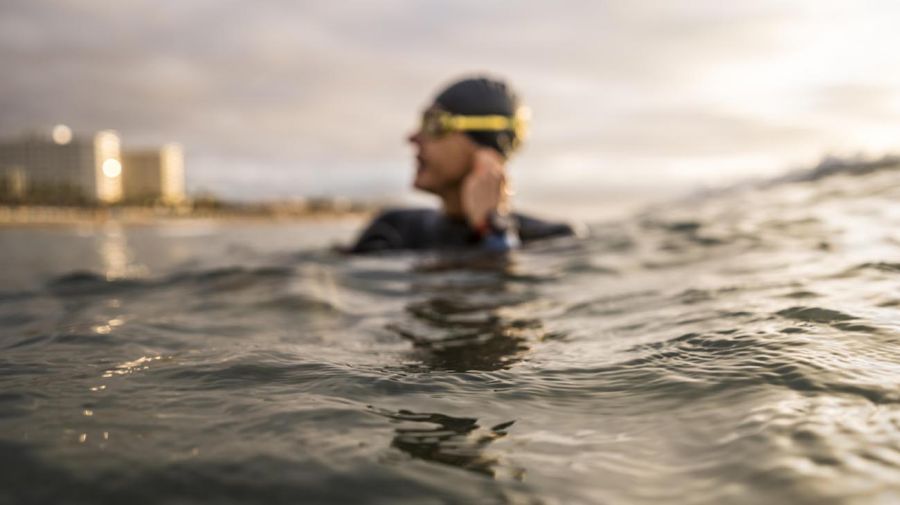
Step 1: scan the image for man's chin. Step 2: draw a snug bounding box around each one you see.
[413,177,437,194]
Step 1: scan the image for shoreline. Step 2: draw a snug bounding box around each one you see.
[0,205,373,227]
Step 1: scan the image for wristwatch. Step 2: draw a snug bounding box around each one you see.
[487,210,514,235]
[474,210,514,237]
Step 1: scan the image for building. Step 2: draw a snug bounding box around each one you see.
[0,126,123,204]
[121,143,186,204]
[0,166,27,201]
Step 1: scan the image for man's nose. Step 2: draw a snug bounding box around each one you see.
[407,130,423,144]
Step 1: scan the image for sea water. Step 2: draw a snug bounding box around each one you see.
[1,167,898,504]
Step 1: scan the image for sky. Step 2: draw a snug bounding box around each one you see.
[2,0,900,215]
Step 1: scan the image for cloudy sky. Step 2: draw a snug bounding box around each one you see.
[2,0,899,214]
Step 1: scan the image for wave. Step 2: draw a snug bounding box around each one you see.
[1,161,899,504]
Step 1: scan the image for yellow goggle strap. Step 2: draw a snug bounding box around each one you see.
[437,108,531,142]
[441,115,514,131]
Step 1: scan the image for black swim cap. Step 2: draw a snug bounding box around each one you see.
[433,76,524,158]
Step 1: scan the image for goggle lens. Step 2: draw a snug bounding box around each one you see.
[419,111,447,137]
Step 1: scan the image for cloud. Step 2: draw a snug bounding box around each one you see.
[813,84,900,122]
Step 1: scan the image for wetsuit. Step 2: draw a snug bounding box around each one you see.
[349,208,574,253]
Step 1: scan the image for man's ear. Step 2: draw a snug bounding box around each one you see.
[473,147,506,169]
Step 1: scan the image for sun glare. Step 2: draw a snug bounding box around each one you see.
[52,124,72,145]
[102,158,122,178]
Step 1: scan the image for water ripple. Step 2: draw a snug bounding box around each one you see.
[2,165,899,504]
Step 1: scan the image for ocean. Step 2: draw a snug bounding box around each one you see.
[1,165,898,504]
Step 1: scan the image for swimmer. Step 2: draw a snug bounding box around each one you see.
[350,76,574,253]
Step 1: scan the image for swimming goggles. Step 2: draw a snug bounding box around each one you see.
[418,107,531,144]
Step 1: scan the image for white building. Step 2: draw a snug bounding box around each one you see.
[0,126,123,203]
[121,143,186,204]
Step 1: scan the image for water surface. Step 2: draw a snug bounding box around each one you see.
[1,169,899,504]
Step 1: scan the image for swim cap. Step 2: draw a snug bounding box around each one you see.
[433,76,524,158]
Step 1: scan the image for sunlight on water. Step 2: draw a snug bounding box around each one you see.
[98,223,139,280]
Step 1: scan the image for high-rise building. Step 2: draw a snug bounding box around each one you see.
[121,143,186,204]
[0,127,123,203]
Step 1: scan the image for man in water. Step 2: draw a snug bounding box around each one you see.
[350,76,574,253]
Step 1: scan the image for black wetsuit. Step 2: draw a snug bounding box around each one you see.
[349,208,574,253]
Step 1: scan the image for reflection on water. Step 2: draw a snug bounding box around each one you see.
[97,222,143,280]
[371,407,521,480]
[387,260,545,372]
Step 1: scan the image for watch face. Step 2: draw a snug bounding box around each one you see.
[489,211,514,233]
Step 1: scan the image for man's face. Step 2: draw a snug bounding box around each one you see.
[408,106,478,196]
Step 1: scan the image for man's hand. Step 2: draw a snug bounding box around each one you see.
[461,148,508,231]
